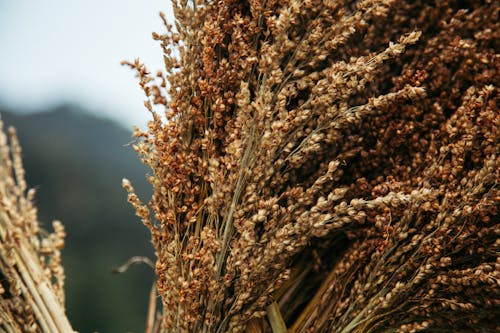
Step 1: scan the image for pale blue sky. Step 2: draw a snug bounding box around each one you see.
[0,0,174,128]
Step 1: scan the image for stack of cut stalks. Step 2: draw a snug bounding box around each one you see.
[0,120,74,333]
[0,1,498,333]
[123,1,499,332]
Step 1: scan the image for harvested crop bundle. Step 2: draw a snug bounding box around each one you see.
[124,0,499,332]
[124,1,499,332]
[0,119,74,333]
[2,1,495,332]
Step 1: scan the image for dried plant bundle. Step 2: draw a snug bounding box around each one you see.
[0,0,497,332]
[123,0,499,332]
[0,118,74,333]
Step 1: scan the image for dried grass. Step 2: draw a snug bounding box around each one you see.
[0,119,74,333]
[0,1,498,333]
[123,1,499,332]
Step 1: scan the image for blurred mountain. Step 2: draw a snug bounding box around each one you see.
[1,105,155,333]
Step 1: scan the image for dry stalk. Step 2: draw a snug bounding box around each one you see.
[123,1,499,332]
[0,118,74,333]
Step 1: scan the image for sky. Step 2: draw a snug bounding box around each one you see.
[0,0,174,128]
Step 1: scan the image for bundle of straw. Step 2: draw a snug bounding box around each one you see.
[2,1,496,332]
[0,118,74,333]
[123,1,499,332]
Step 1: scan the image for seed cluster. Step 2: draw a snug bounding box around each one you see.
[0,119,71,332]
[123,1,499,332]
